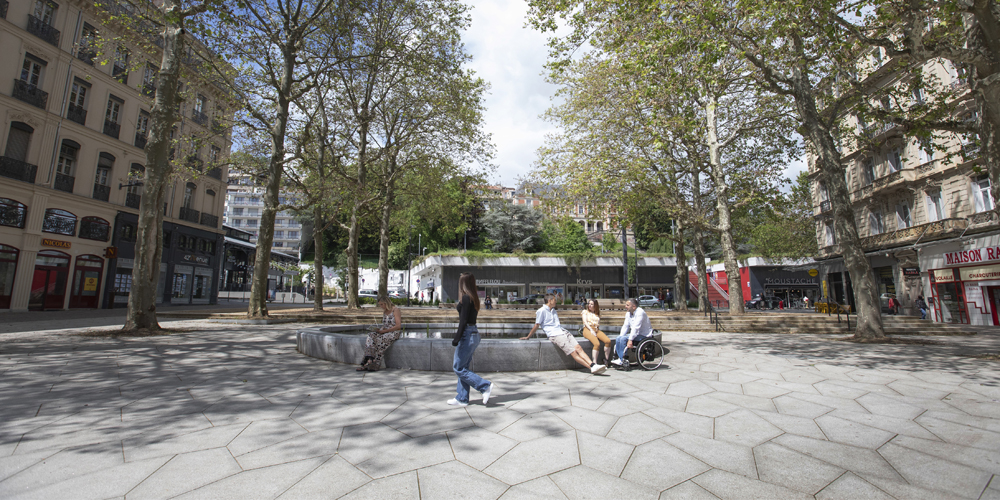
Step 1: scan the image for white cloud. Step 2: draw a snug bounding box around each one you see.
[463,0,560,186]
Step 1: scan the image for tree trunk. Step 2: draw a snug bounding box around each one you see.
[673,221,688,311]
[248,45,296,318]
[705,94,745,315]
[312,204,324,311]
[790,64,884,338]
[345,202,361,309]
[377,179,394,300]
[123,14,183,332]
[690,170,709,312]
[971,5,1000,218]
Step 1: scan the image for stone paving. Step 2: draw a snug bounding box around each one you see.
[1,320,1000,499]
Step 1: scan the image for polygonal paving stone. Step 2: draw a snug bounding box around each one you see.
[888,434,1000,475]
[416,461,509,500]
[550,405,619,436]
[815,472,895,500]
[577,430,635,477]
[915,415,1000,450]
[787,392,868,414]
[943,395,1000,419]
[338,470,418,500]
[123,422,249,462]
[741,381,791,399]
[498,411,572,441]
[878,441,994,499]
[828,409,939,441]
[714,409,783,447]
[620,438,711,491]
[856,392,925,419]
[814,415,895,448]
[750,409,826,439]
[707,392,776,412]
[772,395,833,419]
[685,395,741,418]
[692,468,814,500]
[227,418,309,457]
[497,476,568,500]
[233,427,342,470]
[780,369,827,385]
[447,426,519,470]
[772,434,903,481]
[550,464,660,499]
[395,409,476,437]
[642,407,715,439]
[126,447,243,500]
[483,430,579,485]
[658,480,719,499]
[276,455,371,499]
[753,442,845,494]
[606,412,677,446]
[665,431,756,478]
[813,380,869,400]
[857,472,970,500]
[338,424,453,478]
[6,455,171,500]
[594,394,657,417]
[506,390,572,415]
[665,380,715,398]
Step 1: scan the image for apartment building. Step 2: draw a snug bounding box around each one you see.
[508,183,620,240]
[811,50,998,325]
[223,172,302,255]
[0,0,232,311]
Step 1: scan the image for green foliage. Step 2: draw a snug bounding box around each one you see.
[601,232,620,253]
[481,202,544,252]
[539,217,592,253]
[646,237,674,255]
[747,172,818,260]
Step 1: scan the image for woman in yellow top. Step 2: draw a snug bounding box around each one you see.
[581,299,612,367]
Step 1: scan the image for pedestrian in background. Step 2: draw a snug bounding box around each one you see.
[915,295,928,320]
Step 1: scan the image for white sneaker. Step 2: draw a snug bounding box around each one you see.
[590,364,607,375]
[447,398,469,407]
[482,383,494,404]
[610,358,623,366]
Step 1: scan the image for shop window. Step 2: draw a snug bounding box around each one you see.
[178,234,187,248]
[69,254,103,308]
[0,244,19,309]
[200,239,216,254]
[120,223,137,241]
[0,198,27,228]
[42,208,76,236]
[79,216,110,241]
[188,237,197,251]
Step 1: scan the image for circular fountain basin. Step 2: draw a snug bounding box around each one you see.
[296,323,662,372]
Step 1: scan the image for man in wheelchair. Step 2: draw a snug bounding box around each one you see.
[611,298,653,367]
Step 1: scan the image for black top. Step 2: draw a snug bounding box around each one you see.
[455,294,478,341]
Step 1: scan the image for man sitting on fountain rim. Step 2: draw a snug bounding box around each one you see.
[612,297,653,366]
[520,294,607,375]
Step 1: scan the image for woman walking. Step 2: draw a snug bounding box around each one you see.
[358,297,402,371]
[581,299,613,367]
[449,273,494,407]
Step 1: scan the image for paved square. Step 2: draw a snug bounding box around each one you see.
[1,321,999,499]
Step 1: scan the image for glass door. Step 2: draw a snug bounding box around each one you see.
[69,255,104,308]
[29,250,70,310]
[935,282,968,324]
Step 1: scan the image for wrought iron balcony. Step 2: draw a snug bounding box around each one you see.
[77,49,96,65]
[113,65,128,84]
[92,183,110,202]
[67,103,87,126]
[1,0,8,19]
[54,173,75,193]
[125,192,141,209]
[200,213,219,228]
[27,15,60,46]
[0,201,26,228]
[79,219,110,241]
[134,132,148,149]
[13,79,48,109]
[103,119,121,139]
[859,218,967,251]
[968,210,999,227]
[192,111,208,125]
[179,206,200,223]
[141,82,155,97]
[0,156,38,183]
[207,167,222,180]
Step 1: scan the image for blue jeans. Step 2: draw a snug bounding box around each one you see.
[454,326,490,403]
[920,308,927,320]
[616,334,652,361]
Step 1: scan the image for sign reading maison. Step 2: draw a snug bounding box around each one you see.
[944,246,1000,265]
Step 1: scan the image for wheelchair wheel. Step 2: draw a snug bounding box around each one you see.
[636,338,664,370]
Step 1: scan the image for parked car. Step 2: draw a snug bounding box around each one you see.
[745,295,781,310]
[637,295,660,307]
[388,289,406,298]
[512,294,546,305]
[358,289,378,298]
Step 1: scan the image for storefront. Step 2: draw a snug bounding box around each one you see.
[919,233,1000,325]
[741,264,822,308]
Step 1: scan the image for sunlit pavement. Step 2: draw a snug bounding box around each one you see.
[1,320,999,499]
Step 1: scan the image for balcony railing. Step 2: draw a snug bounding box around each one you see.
[859,218,967,251]
[13,79,48,109]
[962,142,980,161]
[179,206,200,223]
[1,0,8,19]
[141,82,155,97]
[207,167,222,180]
[134,132,148,149]
[103,120,121,139]
[27,15,60,46]
[54,173,75,193]
[125,192,141,209]
[113,65,128,84]
[67,103,87,126]
[0,203,25,228]
[820,200,831,213]
[77,49,96,65]
[92,183,110,202]
[0,156,38,183]
[200,213,219,228]
[192,111,208,125]
[79,220,110,241]
[968,210,998,226]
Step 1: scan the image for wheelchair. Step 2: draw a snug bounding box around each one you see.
[614,332,666,371]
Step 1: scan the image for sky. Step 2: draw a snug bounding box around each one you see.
[462,0,560,187]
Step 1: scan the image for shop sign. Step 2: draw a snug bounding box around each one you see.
[83,277,99,291]
[808,269,818,277]
[931,269,956,283]
[182,254,210,265]
[902,267,921,276]
[42,238,71,249]
[576,279,593,284]
[960,263,1000,282]
[763,278,818,285]
[480,279,517,285]
[944,245,1000,265]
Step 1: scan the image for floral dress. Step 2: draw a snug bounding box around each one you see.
[364,310,400,369]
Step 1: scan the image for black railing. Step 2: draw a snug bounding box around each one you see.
[1,0,8,19]
[113,65,128,84]
[54,173,74,193]
[0,156,38,183]
[92,183,110,201]
[103,120,121,139]
[67,103,87,125]
[207,167,222,179]
[0,203,26,228]
[134,132,147,149]
[212,120,226,135]
[42,214,75,236]
[142,82,155,97]
[192,111,208,125]
[125,192,141,209]
[79,220,110,241]
[820,200,831,213]
[77,49,96,65]
[27,15,60,46]
[13,79,48,109]
[200,213,219,228]
[179,206,200,223]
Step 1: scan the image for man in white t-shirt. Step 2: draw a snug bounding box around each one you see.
[521,294,607,374]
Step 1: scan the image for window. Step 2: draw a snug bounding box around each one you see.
[183,183,195,209]
[21,55,44,87]
[973,175,995,212]
[0,198,27,228]
[142,64,157,96]
[113,46,129,83]
[78,23,98,64]
[288,231,299,239]
[918,138,934,163]
[136,110,150,148]
[913,87,925,104]
[247,219,258,228]
[194,95,206,114]
[926,191,944,222]
[895,202,911,229]
[232,207,243,216]
[232,219,242,227]
[887,148,902,172]
[56,140,78,176]
[209,145,220,164]
[234,196,245,204]
[34,0,57,24]
[68,79,88,124]
[79,216,110,241]
[273,241,284,247]
[42,208,76,235]
[861,157,875,185]
[869,210,884,235]
[4,122,33,165]
[177,234,188,249]
[106,97,122,124]
[248,208,259,216]
[275,230,284,238]
[120,223,136,241]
